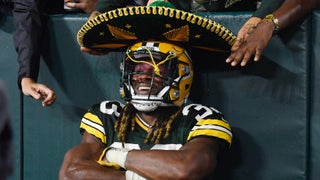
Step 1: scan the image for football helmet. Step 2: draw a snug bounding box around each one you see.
[120,41,193,112]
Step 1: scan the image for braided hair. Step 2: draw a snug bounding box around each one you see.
[114,103,182,145]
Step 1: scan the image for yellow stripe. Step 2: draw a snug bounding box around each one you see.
[187,129,232,145]
[84,112,103,125]
[134,116,149,132]
[80,122,107,144]
[197,119,231,131]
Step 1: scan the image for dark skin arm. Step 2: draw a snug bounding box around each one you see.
[59,132,125,180]
[274,0,319,29]
[61,131,220,179]
[226,0,320,67]
[105,137,220,180]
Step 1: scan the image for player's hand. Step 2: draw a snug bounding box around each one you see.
[21,78,56,107]
[226,19,275,67]
[64,0,98,14]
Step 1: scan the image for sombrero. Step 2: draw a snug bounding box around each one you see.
[77,2,236,53]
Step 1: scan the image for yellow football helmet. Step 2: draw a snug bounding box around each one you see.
[120,41,193,111]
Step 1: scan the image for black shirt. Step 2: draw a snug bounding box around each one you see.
[12,0,76,89]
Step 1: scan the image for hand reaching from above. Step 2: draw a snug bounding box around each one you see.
[226,17,275,67]
[230,17,261,53]
[21,78,56,107]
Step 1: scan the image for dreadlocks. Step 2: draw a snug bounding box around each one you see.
[114,103,182,145]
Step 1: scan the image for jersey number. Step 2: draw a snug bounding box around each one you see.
[182,104,218,121]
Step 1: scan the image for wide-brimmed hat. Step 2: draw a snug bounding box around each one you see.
[77,4,236,53]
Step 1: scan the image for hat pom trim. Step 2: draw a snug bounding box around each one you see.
[77,6,236,51]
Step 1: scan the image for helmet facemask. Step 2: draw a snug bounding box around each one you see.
[120,42,193,112]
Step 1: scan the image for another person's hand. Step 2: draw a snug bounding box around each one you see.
[21,78,56,107]
[226,18,275,66]
[230,17,261,53]
[64,0,98,14]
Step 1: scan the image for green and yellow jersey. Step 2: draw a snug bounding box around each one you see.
[80,101,232,150]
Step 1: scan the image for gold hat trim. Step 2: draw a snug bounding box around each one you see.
[77,6,236,49]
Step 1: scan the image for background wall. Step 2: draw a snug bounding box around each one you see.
[0,11,319,180]
[310,10,320,180]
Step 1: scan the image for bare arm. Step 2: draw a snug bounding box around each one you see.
[274,0,319,28]
[125,137,220,180]
[226,0,320,67]
[59,132,125,180]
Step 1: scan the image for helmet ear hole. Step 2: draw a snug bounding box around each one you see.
[168,83,180,102]
[172,90,180,99]
[181,65,190,75]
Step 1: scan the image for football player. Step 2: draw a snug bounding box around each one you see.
[59,41,232,180]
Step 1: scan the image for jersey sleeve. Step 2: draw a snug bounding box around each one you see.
[184,104,232,149]
[80,101,124,145]
[80,103,107,144]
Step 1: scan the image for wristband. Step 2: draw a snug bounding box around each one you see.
[106,147,129,169]
[97,147,122,170]
[263,14,280,33]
